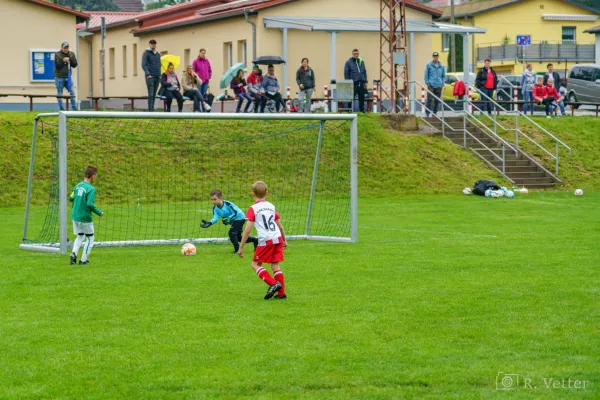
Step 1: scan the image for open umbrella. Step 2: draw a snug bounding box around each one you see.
[161,54,181,74]
[252,55,286,65]
[220,62,246,89]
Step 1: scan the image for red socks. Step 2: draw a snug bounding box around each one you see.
[256,267,276,286]
[274,270,285,296]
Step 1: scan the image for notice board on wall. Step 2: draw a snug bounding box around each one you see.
[30,49,58,82]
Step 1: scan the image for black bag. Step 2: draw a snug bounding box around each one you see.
[206,92,215,107]
[473,180,500,196]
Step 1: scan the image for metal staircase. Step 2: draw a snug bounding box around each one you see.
[408,80,571,189]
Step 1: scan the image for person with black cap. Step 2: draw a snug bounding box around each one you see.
[424,52,446,117]
[142,39,162,112]
[54,42,78,111]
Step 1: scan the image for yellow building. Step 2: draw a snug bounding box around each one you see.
[0,0,89,110]
[75,0,487,110]
[432,0,599,75]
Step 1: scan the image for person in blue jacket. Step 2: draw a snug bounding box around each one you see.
[424,52,446,117]
[344,49,368,113]
[201,189,258,253]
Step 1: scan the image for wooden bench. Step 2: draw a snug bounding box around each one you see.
[0,93,74,111]
[88,96,149,111]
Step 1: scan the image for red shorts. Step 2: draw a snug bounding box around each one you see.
[253,242,284,264]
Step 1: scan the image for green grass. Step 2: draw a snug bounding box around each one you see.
[1,193,599,399]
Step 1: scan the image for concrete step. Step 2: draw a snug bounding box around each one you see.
[511,177,557,185]
[448,138,498,148]
[515,182,559,188]
[489,165,541,172]
[505,171,548,178]
[490,160,533,167]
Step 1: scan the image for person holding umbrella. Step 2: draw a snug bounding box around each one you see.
[230,69,253,113]
[260,65,284,113]
[161,63,184,112]
[54,42,78,111]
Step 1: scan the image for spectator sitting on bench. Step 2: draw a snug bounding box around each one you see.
[533,76,553,117]
[544,78,563,119]
[161,63,184,112]
[182,65,212,112]
[247,65,265,113]
[260,64,284,113]
[231,69,253,113]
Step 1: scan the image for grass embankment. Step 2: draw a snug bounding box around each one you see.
[1,112,502,208]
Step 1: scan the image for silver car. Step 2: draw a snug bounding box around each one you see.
[566,64,600,108]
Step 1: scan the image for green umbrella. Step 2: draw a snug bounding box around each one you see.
[220,62,246,89]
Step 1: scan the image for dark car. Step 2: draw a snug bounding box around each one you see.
[496,75,522,102]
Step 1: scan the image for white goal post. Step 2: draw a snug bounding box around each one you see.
[21,112,358,254]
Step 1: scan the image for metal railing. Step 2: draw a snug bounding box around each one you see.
[476,42,595,63]
[409,79,571,179]
[464,82,571,177]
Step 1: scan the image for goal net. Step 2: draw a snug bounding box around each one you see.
[21,112,358,253]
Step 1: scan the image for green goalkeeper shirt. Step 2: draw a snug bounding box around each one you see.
[70,181,102,223]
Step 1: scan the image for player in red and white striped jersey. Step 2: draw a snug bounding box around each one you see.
[238,181,287,300]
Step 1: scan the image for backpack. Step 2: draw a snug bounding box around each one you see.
[473,180,500,196]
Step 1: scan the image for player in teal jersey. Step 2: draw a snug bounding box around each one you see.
[69,166,104,265]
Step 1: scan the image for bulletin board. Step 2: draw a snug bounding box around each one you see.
[30,49,58,82]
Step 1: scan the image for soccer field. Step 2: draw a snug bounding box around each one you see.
[1,194,599,399]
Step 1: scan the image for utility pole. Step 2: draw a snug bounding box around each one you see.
[450,0,456,72]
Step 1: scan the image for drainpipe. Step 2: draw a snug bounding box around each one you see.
[465,16,476,73]
[244,9,257,61]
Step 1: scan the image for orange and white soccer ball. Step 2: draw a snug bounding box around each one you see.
[181,243,196,256]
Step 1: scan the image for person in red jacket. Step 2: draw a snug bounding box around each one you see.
[533,76,551,117]
[544,78,563,118]
[247,65,265,113]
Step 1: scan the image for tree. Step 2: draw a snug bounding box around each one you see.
[145,0,193,11]
[447,34,464,72]
[53,0,120,11]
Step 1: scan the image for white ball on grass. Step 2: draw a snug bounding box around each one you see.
[181,243,196,256]
[574,189,583,196]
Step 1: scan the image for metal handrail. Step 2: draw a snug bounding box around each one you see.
[515,111,571,153]
[465,112,519,156]
[410,80,461,114]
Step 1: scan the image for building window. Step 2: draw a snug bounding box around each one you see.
[442,34,451,51]
[122,45,128,77]
[109,47,115,79]
[133,43,138,76]
[562,26,576,43]
[224,42,232,70]
[237,40,247,65]
[184,48,191,69]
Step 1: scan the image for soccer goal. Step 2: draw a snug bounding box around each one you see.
[21,112,358,254]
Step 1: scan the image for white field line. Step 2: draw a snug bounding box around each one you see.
[360,226,498,238]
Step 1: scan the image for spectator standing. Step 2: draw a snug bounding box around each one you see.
[423,52,446,117]
[344,49,368,113]
[142,39,161,112]
[182,65,211,112]
[192,49,212,101]
[296,58,315,113]
[54,42,78,111]
[475,58,498,115]
[543,63,562,88]
[231,69,253,113]
[161,63,184,112]
[247,65,265,113]
[520,63,536,116]
[260,65,284,113]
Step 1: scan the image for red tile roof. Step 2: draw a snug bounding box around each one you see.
[23,0,90,20]
[133,0,441,35]
[76,11,139,31]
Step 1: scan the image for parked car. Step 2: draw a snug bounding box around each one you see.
[566,64,600,109]
[442,73,481,101]
[496,75,522,102]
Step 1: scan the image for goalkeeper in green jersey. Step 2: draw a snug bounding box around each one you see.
[69,166,104,265]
